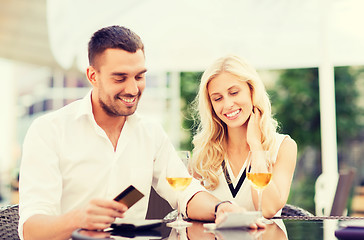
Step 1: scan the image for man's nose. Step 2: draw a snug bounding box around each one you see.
[124,79,139,95]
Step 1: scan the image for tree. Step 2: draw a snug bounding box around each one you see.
[179,72,202,151]
[268,66,364,213]
[269,67,364,151]
[268,68,321,148]
[334,66,364,143]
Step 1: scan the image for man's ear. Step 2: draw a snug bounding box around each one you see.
[86,66,97,86]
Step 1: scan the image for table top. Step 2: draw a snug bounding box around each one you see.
[71,218,364,240]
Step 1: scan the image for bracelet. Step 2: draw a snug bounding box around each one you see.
[214,201,232,218]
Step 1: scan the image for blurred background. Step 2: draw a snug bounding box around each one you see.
[1,0,364,216]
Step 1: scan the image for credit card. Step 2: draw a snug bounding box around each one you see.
[113,185,144,208]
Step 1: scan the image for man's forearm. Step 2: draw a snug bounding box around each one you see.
[23,210,81,240]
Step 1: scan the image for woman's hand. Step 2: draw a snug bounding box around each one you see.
[215,202,265,229]
[247,107,263,150]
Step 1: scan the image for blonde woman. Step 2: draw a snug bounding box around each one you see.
[190,55,297,218]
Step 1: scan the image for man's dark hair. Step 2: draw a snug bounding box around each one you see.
[88,25,144,67]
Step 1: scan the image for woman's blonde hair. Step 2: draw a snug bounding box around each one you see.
[190,55,278,190]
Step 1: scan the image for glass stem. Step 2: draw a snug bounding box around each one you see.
[258,189,263,216]
[177,192,182,222]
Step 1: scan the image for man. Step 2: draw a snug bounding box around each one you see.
[18,26,239,240]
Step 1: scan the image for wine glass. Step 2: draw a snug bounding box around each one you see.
[166,151,193,228]
[246,150,273,223]
[168,227,188,240]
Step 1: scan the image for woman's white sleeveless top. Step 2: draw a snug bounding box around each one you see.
[206,133,289,214]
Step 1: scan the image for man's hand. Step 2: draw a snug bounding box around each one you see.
[78,199,128,230]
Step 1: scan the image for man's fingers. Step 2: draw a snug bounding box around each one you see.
[87,222,112,231]
[81,199,127,230]
[94,199,128,212]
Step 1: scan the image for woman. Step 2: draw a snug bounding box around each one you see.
[190,55,297,218]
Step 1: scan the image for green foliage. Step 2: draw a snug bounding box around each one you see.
[268,68,321,149]
[334,66,364,143]
[179,72,202,151]
[287,176,316,214]
[269,66,364,213]
[269,67,364,151]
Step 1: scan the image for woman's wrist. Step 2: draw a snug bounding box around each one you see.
[214,201,232,218]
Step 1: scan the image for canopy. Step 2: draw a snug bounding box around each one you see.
[47,0,364,71]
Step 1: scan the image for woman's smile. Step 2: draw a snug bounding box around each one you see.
[224,109,241,120]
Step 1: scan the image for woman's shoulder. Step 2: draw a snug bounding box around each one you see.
[275,133,296,146]
[276,133,297,162]
[272,133,297,161]
[278,134,297,149]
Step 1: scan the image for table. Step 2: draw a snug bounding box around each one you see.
[71,218,364,240]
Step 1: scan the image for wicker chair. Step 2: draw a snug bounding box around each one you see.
[281,203,314,217]
[0,204,20,240]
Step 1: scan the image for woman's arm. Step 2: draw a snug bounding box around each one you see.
[251,137,297,218]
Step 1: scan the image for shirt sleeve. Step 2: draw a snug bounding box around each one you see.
[18,117,63,239]
[150,124,206,217]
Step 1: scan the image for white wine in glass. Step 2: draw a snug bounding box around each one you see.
[246,150,273,223]
[166,151,193,228]
[246,172,272,190]
[166,177,192,191]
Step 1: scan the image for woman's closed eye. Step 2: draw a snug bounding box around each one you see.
[229,91,239,96]
[212,96,222,102]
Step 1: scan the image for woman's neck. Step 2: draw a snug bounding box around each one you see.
[224,126,250,177]
[226,125,248,150]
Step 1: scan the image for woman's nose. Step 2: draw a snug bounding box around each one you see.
[224,97,234,109]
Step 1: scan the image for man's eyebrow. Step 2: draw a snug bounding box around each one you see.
[138,69,148,75]
[111,72,127,76]
[111,69,147,76]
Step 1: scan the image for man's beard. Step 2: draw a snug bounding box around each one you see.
[99,92,141,117]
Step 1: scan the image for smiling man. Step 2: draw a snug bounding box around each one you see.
[87,46,147,150]
[17,26,242,240]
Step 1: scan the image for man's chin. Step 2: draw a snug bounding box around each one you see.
[119,106,137,116]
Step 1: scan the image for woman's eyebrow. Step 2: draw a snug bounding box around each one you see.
[228,85,240,91]
[209,92,221,97]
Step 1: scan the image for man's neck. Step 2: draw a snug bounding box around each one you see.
[95,113,127,151]
[91,98,127,150]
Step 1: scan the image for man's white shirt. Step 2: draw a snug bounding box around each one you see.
[18,91,204,239]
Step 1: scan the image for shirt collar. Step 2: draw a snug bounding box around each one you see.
[75,90,93,120]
